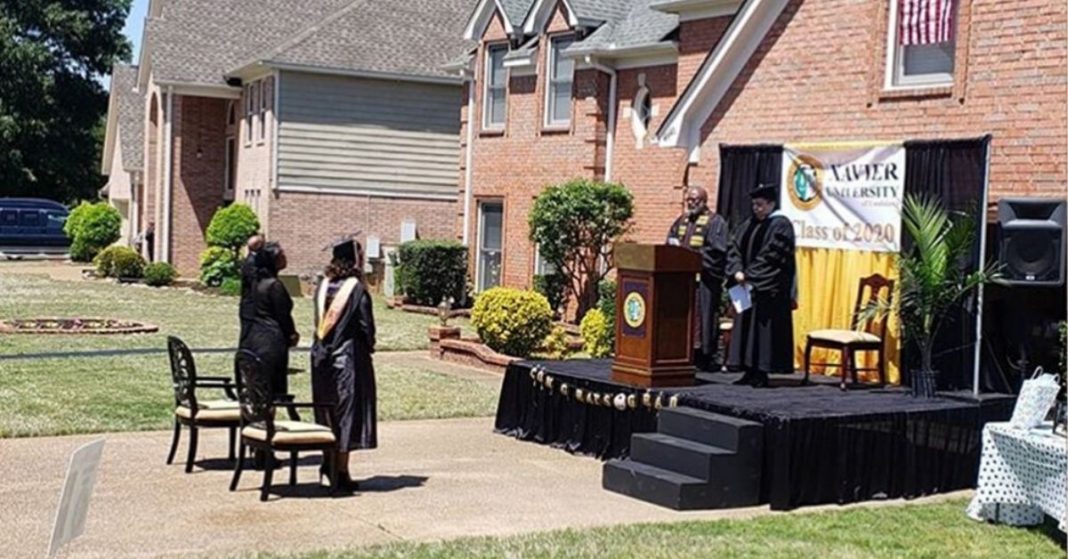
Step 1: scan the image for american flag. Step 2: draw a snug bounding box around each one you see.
[898,0,956,46]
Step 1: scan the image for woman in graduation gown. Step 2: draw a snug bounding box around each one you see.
[311,237,378,491]
[726,184,797,387]
[240,241,299,397]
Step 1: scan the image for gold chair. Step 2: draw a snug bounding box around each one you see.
[803,274,894,389]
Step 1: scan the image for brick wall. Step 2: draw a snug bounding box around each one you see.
[268,191,456,277]
[168,95,229,276]
[691,0,1067,205]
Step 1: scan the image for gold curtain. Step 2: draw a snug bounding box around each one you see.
[793,247,900,384]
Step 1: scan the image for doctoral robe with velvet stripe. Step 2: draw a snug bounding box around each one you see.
[667,208,728,371]
[726,214,796,374]
[311,278,378,451]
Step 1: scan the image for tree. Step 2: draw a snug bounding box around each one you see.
[529,179,633,320]
[0,1,132,203]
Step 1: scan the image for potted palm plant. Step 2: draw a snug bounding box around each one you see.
[865,194,1003,397]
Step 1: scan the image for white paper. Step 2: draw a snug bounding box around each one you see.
[729,284,753,314]
[49,439,105,558]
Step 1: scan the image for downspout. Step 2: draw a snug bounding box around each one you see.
[461,74,476,246]
[585,56,617,182]
[272,70,280,193]
[163,85,174,263]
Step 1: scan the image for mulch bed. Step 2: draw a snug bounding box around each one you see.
[0,318,159,335]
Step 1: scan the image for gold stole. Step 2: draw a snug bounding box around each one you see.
[316,277,360,340]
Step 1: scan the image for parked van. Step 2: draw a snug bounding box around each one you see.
[0,198,71,256]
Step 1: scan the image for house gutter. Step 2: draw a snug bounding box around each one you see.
[162,85,175,263]
[461,74,476,246]
[585,57,617,183]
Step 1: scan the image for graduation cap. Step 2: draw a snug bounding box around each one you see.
[749,183,778,201]
[322,231,362,261]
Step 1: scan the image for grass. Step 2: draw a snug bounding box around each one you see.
[0,351,499,438]
[0,273,468,355]
[246,499,1064,559]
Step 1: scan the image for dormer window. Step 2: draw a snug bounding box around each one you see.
[545,36,575,127]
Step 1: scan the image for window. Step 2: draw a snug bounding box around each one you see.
[476,202,503,291]
[0,210,17,227]
[886,0,957,89]
[19,210,41,227]
[245,83,258,145]
[226,101,236,126]
[224,137,236,198]
[483,44,508,129]
[631,85,652,146]
[545,36,575,127]
[258,78,271,143]
[533,244,556,276]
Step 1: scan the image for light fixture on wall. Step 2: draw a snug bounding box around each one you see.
[195,146,204,159]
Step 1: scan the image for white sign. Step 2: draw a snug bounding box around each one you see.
[49,439,105,558]
[780,143,905,252]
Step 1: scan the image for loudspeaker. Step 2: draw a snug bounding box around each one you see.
[997,198,1066,286]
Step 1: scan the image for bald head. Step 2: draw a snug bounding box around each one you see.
[246,234,265,254]
[684,187,709,217]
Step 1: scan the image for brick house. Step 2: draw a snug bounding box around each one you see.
[454,0,1067,292]
[103,0,472,277]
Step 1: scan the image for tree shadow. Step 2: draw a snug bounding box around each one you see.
[352,474,429,493]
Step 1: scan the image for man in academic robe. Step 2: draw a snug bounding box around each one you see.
[726,183,796,387]
[667,186,728,372]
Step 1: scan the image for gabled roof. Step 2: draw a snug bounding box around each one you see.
[229,0,473,82]
[564,0,678,57]
[149,0,353,86]
[101,64,145,175]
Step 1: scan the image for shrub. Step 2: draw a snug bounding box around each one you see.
[533,272,568,315]
[205,204,260,252]
[64,202,122,262]
[395,240,468,306]
[94,246,145,279]
[542,324,573,360]
[597,279,617,352]
[219,276,242,297]
[144,262,177,287]
[580,308,613,358]
[529,179,633,317]
[199,246,239,287]
[470,287,553,358]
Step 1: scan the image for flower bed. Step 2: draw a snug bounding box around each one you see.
[0,318,159,335]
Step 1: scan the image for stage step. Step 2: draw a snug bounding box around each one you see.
[602,460,716,510]
[602,406,764,510]
[629,433,733,481]
[658,407,763,455]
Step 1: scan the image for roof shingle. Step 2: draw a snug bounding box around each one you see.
[111,64,144,172]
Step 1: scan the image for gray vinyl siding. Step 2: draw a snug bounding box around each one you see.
[277,71,461,199]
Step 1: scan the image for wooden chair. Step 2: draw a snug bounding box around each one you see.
[229,350,338,501]
[166,336,240,472]
[803,274,895,390]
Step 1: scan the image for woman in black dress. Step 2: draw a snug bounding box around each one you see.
[240,242,299,397]
[311,238,377,491]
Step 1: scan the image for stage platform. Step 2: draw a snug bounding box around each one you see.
[495,359,1015,510]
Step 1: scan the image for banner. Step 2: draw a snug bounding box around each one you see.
[780,143,905,253]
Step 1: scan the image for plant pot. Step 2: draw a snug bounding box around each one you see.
[910,369,938,398]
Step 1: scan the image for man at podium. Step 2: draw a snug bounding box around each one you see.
[666,187,728,372]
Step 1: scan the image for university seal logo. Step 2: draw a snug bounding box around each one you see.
[623,291,646,329]
[786,154,824,211]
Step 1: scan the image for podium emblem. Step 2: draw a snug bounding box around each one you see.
[623,291,646,328]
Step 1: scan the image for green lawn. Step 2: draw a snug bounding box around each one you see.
[0,273,493,438]
[0,273,467,355]
[0,351,499,438]
[247,499,1063,559]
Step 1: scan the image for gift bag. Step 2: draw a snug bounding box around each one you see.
[1009,367,1061,429]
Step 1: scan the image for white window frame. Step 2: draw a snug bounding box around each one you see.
[258,78,269,144]
[544,35,575,128]
[883,0,957,90]
[482,44,508,130]
[244,84,256,146]
[631,85,652,147]
[475,201,504,292]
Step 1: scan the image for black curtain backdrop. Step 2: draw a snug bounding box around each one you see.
[714,137,990,390]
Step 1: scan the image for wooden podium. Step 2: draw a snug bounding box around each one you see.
[611,243,701,387]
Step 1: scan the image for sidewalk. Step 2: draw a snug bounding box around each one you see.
[0,417,970,559]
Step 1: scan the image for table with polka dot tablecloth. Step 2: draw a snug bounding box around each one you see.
[967,421,1066,532]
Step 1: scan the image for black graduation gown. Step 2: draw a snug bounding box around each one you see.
[237,256,256,346]
[726,214,796,374]
[311,279,378,452]
[667,209,728,371]
[239,276,297,396]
